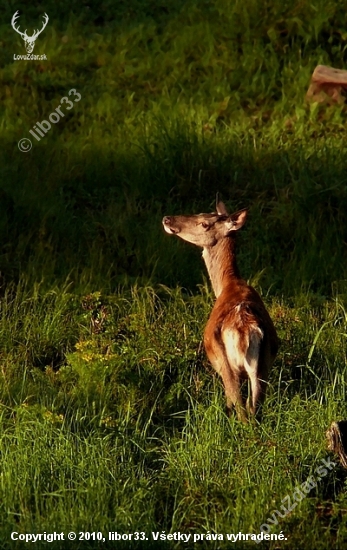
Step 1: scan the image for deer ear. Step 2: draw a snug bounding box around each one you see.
[216,200,228,216]
[225,209,248,233]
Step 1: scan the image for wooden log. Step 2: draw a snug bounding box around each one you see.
[306,65,347,104]
[326,421,347,468]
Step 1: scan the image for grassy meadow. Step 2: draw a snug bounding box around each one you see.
[1,0,347,547]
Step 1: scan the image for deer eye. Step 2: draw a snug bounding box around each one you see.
[201,222,209,229]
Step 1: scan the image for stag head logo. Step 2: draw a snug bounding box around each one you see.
[11,11,49,53]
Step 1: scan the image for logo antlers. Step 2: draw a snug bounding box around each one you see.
[11,11,49,53]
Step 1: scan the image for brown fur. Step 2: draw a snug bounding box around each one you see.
[163,200,278,421]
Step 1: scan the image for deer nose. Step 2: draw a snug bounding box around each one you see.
[162,216,171,225]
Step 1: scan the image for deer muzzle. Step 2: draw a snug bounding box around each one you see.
[162,216,180,234]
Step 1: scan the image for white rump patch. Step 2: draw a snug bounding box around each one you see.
[222,325,263,375]
[245,327,263,375]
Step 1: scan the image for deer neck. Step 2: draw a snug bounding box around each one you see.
[202,237,240,298]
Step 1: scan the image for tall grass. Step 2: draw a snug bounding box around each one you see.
[0,283,347,547]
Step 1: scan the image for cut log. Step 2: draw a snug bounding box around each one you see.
[326,421,347,469]
[306,65,347,104]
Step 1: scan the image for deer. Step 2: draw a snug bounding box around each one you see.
[11,11,49,54]
[162,196,278,422]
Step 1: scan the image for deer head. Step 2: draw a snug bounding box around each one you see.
[162,196,248,248]
[11,11,49,53]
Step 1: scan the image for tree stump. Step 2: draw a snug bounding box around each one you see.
[326,421,347,469]
[306,65,347,104]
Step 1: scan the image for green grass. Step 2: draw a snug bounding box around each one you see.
[0,285,347,548]
[1,0,347,548]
